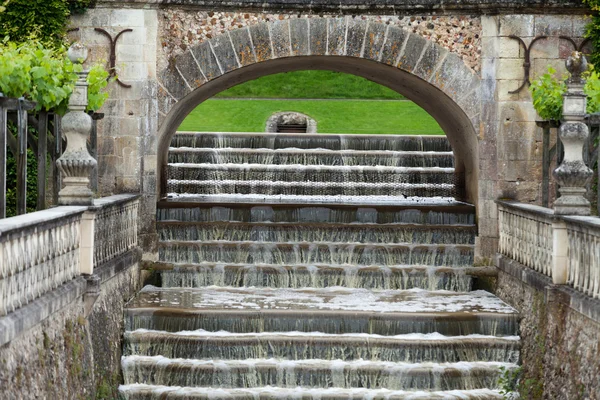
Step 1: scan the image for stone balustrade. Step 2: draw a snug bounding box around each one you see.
[498,200,600,298]
[92,194,140,268]
[0,207,87,316]
[563,216,600,299]
[498,201,554,278]
[0,194,140,317]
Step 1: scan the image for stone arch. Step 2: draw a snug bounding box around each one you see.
[156,17,482,204]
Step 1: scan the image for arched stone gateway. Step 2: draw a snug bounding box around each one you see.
[155,18,481,203]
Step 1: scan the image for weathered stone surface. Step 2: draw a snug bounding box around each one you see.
[498,15,534,37]
[346,17,368,58]
[210,32,240,73]
[534,15,573,36]
[190,42,222,81]
[396,34,427,72]
[249,23,273,62]
[362,20,387,61]
[174,51,205,89]
[327,17,347,56]
[379,26,408,66]
[270,20,292,58]
[289,18,309,56]
[229,27,256,66]
[308,18,327,55]
[413,43,447,81]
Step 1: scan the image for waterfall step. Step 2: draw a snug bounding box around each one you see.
[124,330,520,363]
[157,201,476,225]
[168,148,455,168]
[147,262,479,291]
[166,179,458,199]
[119,384,506,400]
[125,287,519,336]
[122,355,516,391]
[171,132,452,152]
[157,221,476,244]
[158,241,474,267]
[166,164,457,185]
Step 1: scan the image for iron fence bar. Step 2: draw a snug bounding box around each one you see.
[0,103,6,219]
[16,98,27,215]
[53,114,62,206]
[36,111,48,210]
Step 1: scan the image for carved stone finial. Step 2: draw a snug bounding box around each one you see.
[553,52,593,215]
[56,42,97,206]
[566,51,588,85]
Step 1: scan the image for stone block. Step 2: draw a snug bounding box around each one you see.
[249,23,273,62]
[308,18,327,56]
[362,20,387,62]
[290,18,309,56]
[327,17,347,56]
[117,62,149,81]
[531,58,566,81]
[98,137,115,156]
[119,117,143,137]
[530,37,559,60]
[479,218,499,237]
[116,176,141,192]
[479,158,498,180]
[120,28,147,46]
[143,155,158,175]
[157,89,177,117]
[498,37,522,58]
[210,33,239,74]
[142,173,157,194]
[534,15,573,36]
[191,42,223,81]
[481,16,498,38]
[98,155,118,178]
[429,52,464,92]
[143,10,158,29]
[111,9,145,27]
[380,26,408,66]
[345,17,368,58]
[115,44,144,63]
[497,58,526,80]
[157,67,190,101]
[477,236,499,258]
[573,16,592,37]
[270,20,292,58]
[414,43,447,82]
[229,27,256,66]
[498,15,534,37]
[496,80,521,102]
[396,34,428,73]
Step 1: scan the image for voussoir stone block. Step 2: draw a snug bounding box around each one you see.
[229,27,256,66]
[157,67,190,101]
[191,42,222,81]
[270,20,292,59]
[327,17,347,56]
[396,34,428,73]
[414,44,448,82]
[380,26,408,66]
[249,23,273,62]
[174,51,205,90]
[362,21,387,62]
[290,18,309,56]
[210,33,240,74]
[429,52,464,91]
[346,17,368,58]
[308,18,327,56]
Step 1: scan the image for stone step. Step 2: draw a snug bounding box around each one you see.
[166,164,457,185]
[157,241,474,267]
[171,132,452,152]
[119,384,506,400]
[123,330,520,363]
[157,201,476,225]
[166,179,458,198]
[157,221,476,245]
[149,262,474,291]
[125,287,520,336]
[122,356,516,391]
[167,148,455,168]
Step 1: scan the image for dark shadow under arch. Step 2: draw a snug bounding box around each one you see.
[157,56,479,205]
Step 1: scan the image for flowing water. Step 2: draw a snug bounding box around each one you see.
[120,132,519,399]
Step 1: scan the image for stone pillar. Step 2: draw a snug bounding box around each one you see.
[553,52,593,215]
[56,43,97,206]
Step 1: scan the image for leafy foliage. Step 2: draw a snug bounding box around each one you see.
[67,0,97,15]
[87,63,110,112]
[530,65,600,121]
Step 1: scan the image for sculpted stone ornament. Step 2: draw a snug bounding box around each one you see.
[553,52,593,215]
[56,43,97,205]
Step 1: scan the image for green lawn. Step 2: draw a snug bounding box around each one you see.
[180,99,444,135]
[215,71,405,100]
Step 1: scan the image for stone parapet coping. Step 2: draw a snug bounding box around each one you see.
[0,206,88,238]
[497,255,600,324]
[0,277,88,347]
[496,199,555,218]
[90,193,141,211]
[96,0,587,15]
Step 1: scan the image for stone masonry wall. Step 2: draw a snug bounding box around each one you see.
[496,262,600,399]
[0,255,141,400]
[476,14,590,258]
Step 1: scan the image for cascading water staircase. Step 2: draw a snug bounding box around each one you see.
[120,132,520,399]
